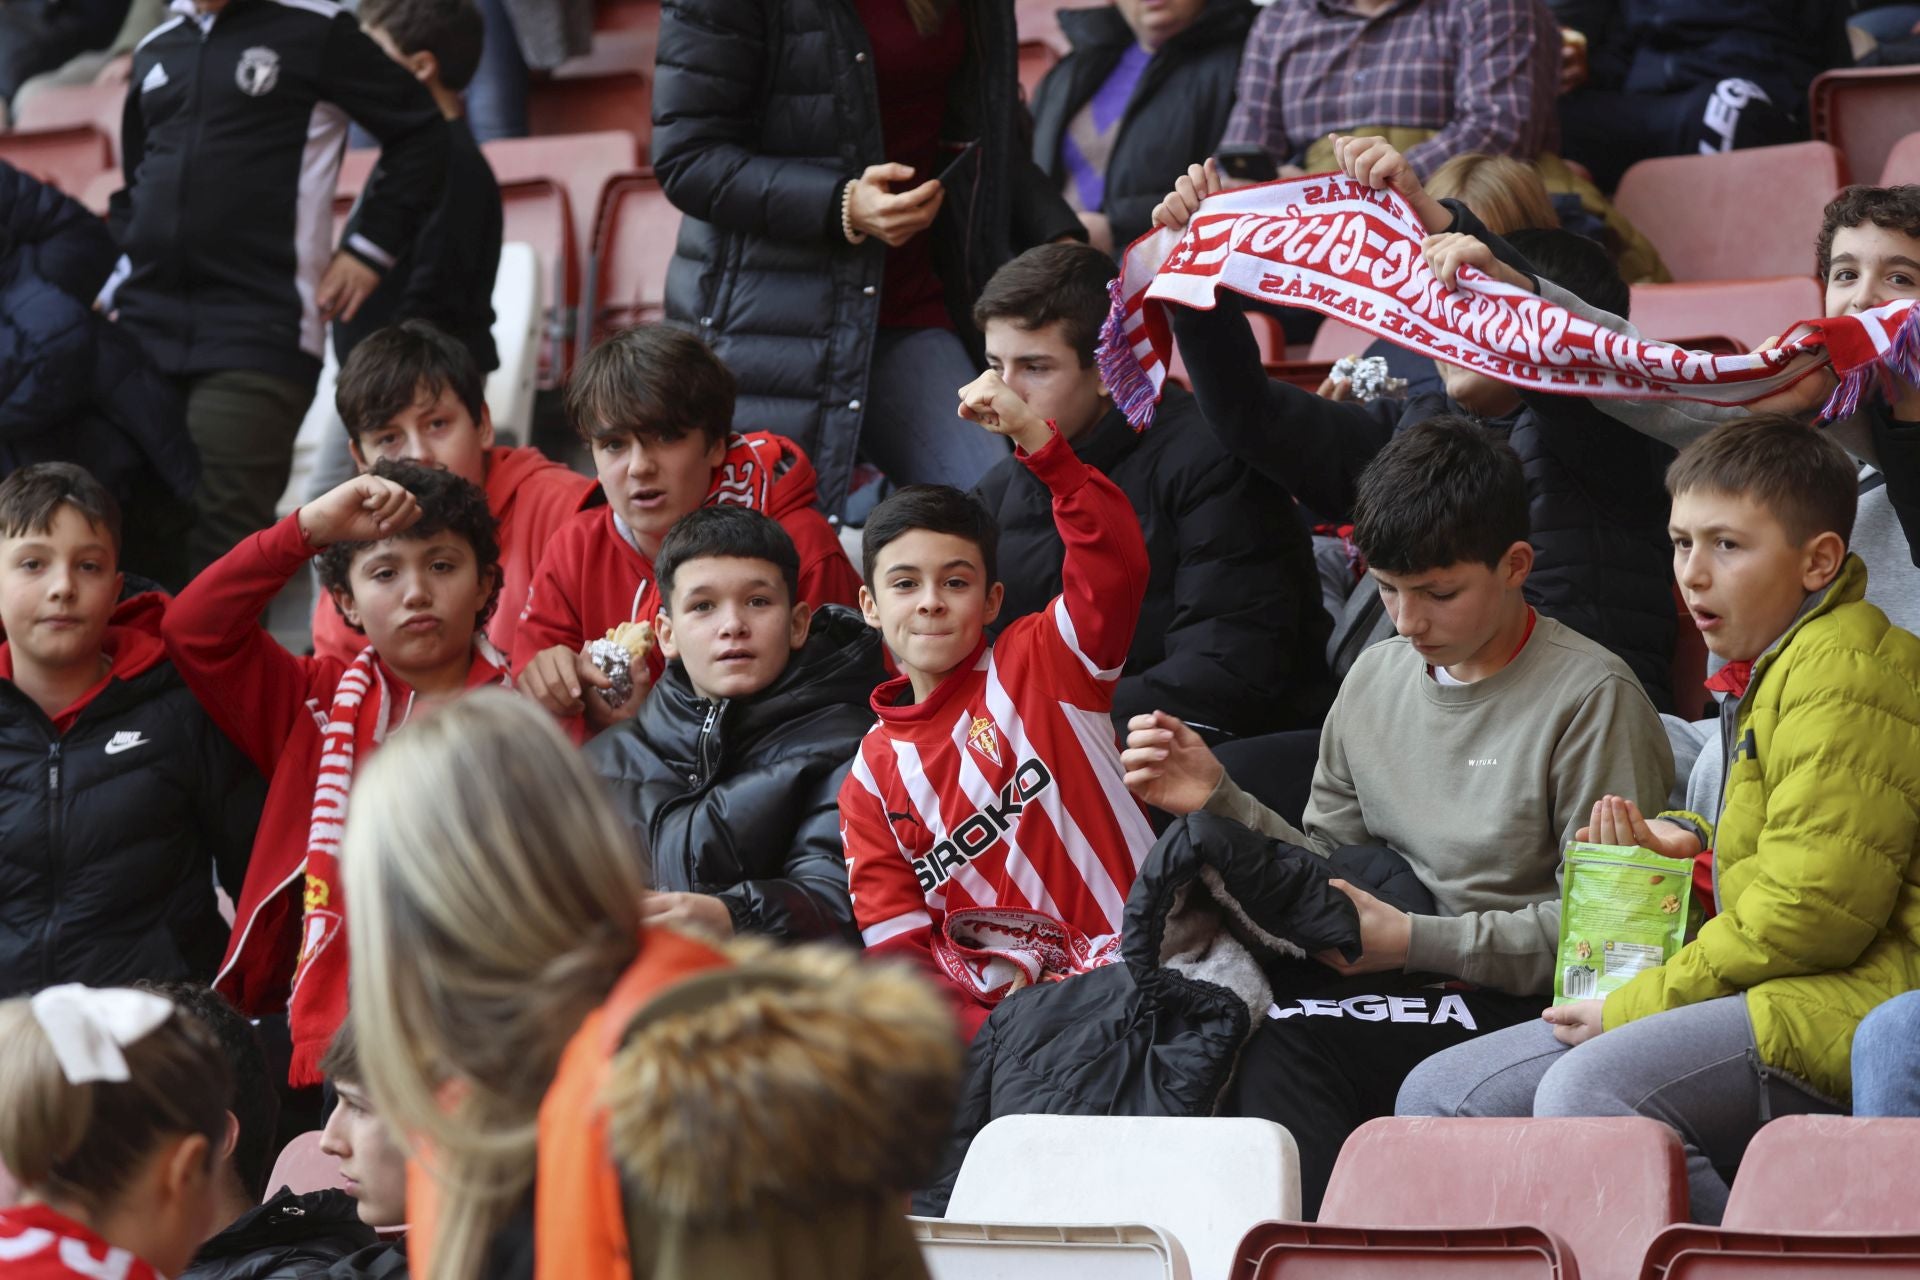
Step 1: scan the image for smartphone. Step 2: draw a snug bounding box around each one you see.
[1217,143,1280,184]
[933,140,982,188]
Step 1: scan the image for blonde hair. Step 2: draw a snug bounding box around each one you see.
[0,997,228,1214]
[343,689,650,1280]
[1425,153,1558,237]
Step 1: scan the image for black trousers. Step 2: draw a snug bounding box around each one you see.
[1223,968,1541,1218]
[1559,78,1797,192]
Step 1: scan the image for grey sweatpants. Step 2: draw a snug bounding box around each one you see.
[1395,996,1839,1223]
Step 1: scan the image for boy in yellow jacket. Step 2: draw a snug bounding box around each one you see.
[1399,414,1920,1223]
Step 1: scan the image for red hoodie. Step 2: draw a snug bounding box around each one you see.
[310,445,594,664]
[162,513,510,1079]
[0,592,170,731]
[511,431,863,685]
[0,1205,162,1280]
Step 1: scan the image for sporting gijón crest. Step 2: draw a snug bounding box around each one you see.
[967,715,1002,766]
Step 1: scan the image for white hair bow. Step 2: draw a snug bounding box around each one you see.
[29,985,175,1085]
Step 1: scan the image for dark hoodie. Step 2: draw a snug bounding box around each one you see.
[180,1189,376,1280]
[587,605,885,943]
[0,593,265,995]
[1030,0,1255,247]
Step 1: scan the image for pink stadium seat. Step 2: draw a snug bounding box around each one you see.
[264,1131,340,1199]
[497,177,578,386]
[1231,1117,1687,1280]
[335,147,378,205]
[1881,133,1920,187]
[1810,66,1920,195]
[484,131,639,279]
[1018,40,1059,100]
[10,81,123,155]
[1627,277,1824,351]
[1632,1117,1920,1280]
[1307,318,1374,363]
[81,167,121,217]
[1013,0,1065,54]
[1613,143,1846,282]
[582,170,679,352]
[0,124,115,198]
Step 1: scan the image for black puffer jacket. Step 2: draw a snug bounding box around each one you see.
[1030,0,1252,248]
[0,161,196,506]
[971,385,1332,739]
[181,1190,376,1280]
[650,0,1083,508]
[587,606,884,943]
[916,811,1436,1214]
[0,595,265,997]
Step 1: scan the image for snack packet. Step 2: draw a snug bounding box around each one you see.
[1554,842,1693,1005]
[1329,354,1409,403]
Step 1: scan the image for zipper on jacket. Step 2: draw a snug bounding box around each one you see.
[174,14,211,323]
[38,741,63,989]
[693,700,725,787]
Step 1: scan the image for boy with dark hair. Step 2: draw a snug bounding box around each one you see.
[968,242,1332,741]
[164,460,508,1086]
[587,505,884,944]
[0,463,262,998]
[311,320,592,664]
[1401,416,1920,1224]
[1123,417,1672,1214]
[314,1021,410,1278]
[167,983,377,1280]
[332,0,501,375]
[516,325,861,735]
[106,0,450,575]
[841,371,1155,1035]
[1154,141,1678,708]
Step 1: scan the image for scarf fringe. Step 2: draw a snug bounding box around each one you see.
[1099,274,1161,432]
[1824,303,1920,421]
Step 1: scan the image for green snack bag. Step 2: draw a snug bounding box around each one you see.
[1554,842,1694,1005]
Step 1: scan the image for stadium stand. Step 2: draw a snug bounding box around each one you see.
[1613,142,1847,282]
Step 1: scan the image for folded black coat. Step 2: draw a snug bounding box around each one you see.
[915,811,1435,1213]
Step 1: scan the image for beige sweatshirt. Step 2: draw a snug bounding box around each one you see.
[1205,615,1673,995]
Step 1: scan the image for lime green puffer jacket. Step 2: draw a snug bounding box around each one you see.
[1604,556,1920,1101]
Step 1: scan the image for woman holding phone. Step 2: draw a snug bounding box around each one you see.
[651,0,1082,514]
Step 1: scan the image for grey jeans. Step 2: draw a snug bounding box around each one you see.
[859,326,1005,497]
[1395,995,1839,1223]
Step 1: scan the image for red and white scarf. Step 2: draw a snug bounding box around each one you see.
[287,639,511,1085]
[930,906,1122,1007]
[1098,174,1920,430]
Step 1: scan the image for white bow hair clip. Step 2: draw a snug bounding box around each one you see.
[29,985,176,1085]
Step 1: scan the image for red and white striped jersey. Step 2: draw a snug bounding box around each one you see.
[839,434,1155,1017]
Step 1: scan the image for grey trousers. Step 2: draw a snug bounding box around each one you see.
[1395,995,1839,1223]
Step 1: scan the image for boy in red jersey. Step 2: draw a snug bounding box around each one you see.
[515,325,861,736]
[840,370,1154,1037]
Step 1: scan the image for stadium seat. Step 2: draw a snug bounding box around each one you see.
[1308,318,1375,363]
[1613,143,1846,282]
[496,177,578,387]
[1013,0,1066,52]
[80,167,121,216]
[1627,277,1824,351]
[581,170,679,355]
[1633,1118,1920,1279]
[335,147,378,205]
[1810,66,1920,194]
[945,1116,1302,1280]
[0,124,115,197]
[1018,40,1059,99]
[264,1131,339,1199]
[1881,132,1920,187]
[10,81,123,155]
[488,241,543,439]
[912,1219,1193,1279]
[1230,1116,1687,1280]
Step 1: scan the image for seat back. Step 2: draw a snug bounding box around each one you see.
[583,170,679,352]
[1626,277,1823,350]
[0,125,115,197]
[1881,132,1920,187]
[497,178,577,387]
[1722,1117,1920,1233]
[81,167,122,216]
[484,131,639,277]
[1308,318,1375,363]
[1320,1117,1686,1280]
[1018,39,1059,99]
[264,1131,340,1200]
[1233,1222,1576,1279]
[946,1115,1301,1280]
[914,1218,1192,1279]
[11,81,124,154]
[1613,143,1845,281]
[1811,66,1920,195]
[486,241,543,438]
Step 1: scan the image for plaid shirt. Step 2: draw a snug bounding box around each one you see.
[1221,0,1560,178]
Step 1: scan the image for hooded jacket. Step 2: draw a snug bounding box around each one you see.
[0,161,197,506]
[916,811,1434,1214]
[588,605,883,943]
[649,0,1083,508]
[971,385,1332,739]
[1030,0,1253,248]
[0,592,264,997]
[180,1189,377,1280]
[1606,555,1920,1102]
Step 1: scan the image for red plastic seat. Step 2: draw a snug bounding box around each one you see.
[583,169,680,351]
[1018,39,1058,99]
[0,124,115,197]
[1627,277,1824,351]
[496,177,577,386]
[1307,318,1375,363]
[11,80,123,155]
[1231,1117,1688,1280]
[1613,143,1846,282]
[1811,66,1920,196]
[263,1131,340,1200]
[484,131,639,280]
[1881,132,1920,187]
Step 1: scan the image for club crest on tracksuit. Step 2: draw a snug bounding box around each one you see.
[967,715,1002,767]
[236,46,280,96]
